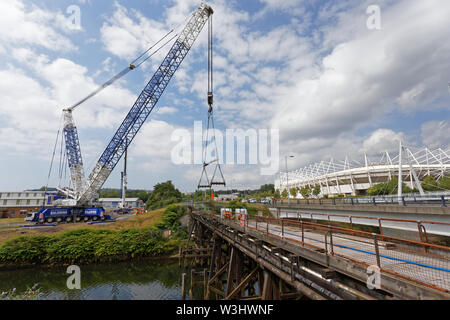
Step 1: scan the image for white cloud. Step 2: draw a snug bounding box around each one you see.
[421,120,450,149]
[271,0,450,145]
[131,120,179,159]
[155,106,178,115]
[0,47,137,164]
[0,0,76,51]
[362,129,404,155]
[100,1,170,61]
[258,0,306,16]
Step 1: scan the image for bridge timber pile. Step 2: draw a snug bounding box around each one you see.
[183,206,450,300]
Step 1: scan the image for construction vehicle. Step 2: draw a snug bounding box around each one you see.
[30,3,214,224]
[26,207,109,224]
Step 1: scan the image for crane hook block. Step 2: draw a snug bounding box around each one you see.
[208,92,213,106]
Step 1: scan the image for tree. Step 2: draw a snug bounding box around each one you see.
[438,175,450,191]
[98,188,150,202]
[300,185,311,198]
[366,177,414,196]
[290,187,298,198]
[135,190,150,203]
[281,189,288,199]
[183,190,207,202]
[260,184,275,193]
[99,188,121,198]
[146,180,183,209]
[274,189,281,199]
[421,175,439,192]
[312,185,321,197]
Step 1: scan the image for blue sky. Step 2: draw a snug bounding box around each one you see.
[0,0,449,193]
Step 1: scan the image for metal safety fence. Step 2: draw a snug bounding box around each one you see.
[231,215,450,293]
[274,211,450,244]
[274,193,450,207]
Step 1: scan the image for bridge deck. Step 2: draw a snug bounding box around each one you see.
[245,219,450,293]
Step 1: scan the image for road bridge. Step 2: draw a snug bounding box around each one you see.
[185,206,450,300]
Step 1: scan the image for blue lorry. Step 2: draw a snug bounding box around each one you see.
[25,207,111,224]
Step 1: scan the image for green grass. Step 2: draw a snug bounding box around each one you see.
[0,218,24,225]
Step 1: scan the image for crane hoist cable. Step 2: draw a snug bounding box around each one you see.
[198,14,226,190]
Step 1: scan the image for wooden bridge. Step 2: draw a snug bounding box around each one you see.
[181,207,450,300]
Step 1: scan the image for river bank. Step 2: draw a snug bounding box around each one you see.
[0,205,189,268]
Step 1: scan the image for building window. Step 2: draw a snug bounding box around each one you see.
[10,210,15,215]
[2,200,6,205]
[16,200,20,205]
[20,210,27,215]
[7,193,10,197]
[26,199,30,205]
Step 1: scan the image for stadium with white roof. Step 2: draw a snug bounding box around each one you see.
[275,143,450,198]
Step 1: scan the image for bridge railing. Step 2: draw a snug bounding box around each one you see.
[275,211,450,243]
[236,215,450,293]
[273,193,450,207]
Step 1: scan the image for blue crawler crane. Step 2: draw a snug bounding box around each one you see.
[28,3,214,224]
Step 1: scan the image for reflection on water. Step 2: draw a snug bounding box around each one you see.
[0,259,186,300]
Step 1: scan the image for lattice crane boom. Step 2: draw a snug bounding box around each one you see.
[76,3,213,205]
[62,109,85,198]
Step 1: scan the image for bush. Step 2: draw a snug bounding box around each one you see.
[0,227,182,266]
[154,205,186,231]
[0,235,55,264]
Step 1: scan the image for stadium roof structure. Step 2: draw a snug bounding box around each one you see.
[275,146,450,197]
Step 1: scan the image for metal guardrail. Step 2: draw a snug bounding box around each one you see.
[238,215,450,293]
[272,211,450,243]
[274,193,450,207]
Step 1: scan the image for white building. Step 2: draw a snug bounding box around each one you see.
[275,146,450,198]
[216,193,240,201]
[98,198,142,209]
[0,190,56,218]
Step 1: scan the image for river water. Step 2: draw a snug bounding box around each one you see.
[0,259,193,300]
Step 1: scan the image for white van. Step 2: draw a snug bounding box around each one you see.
[25,212,37,222]
[235,208,248,217]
